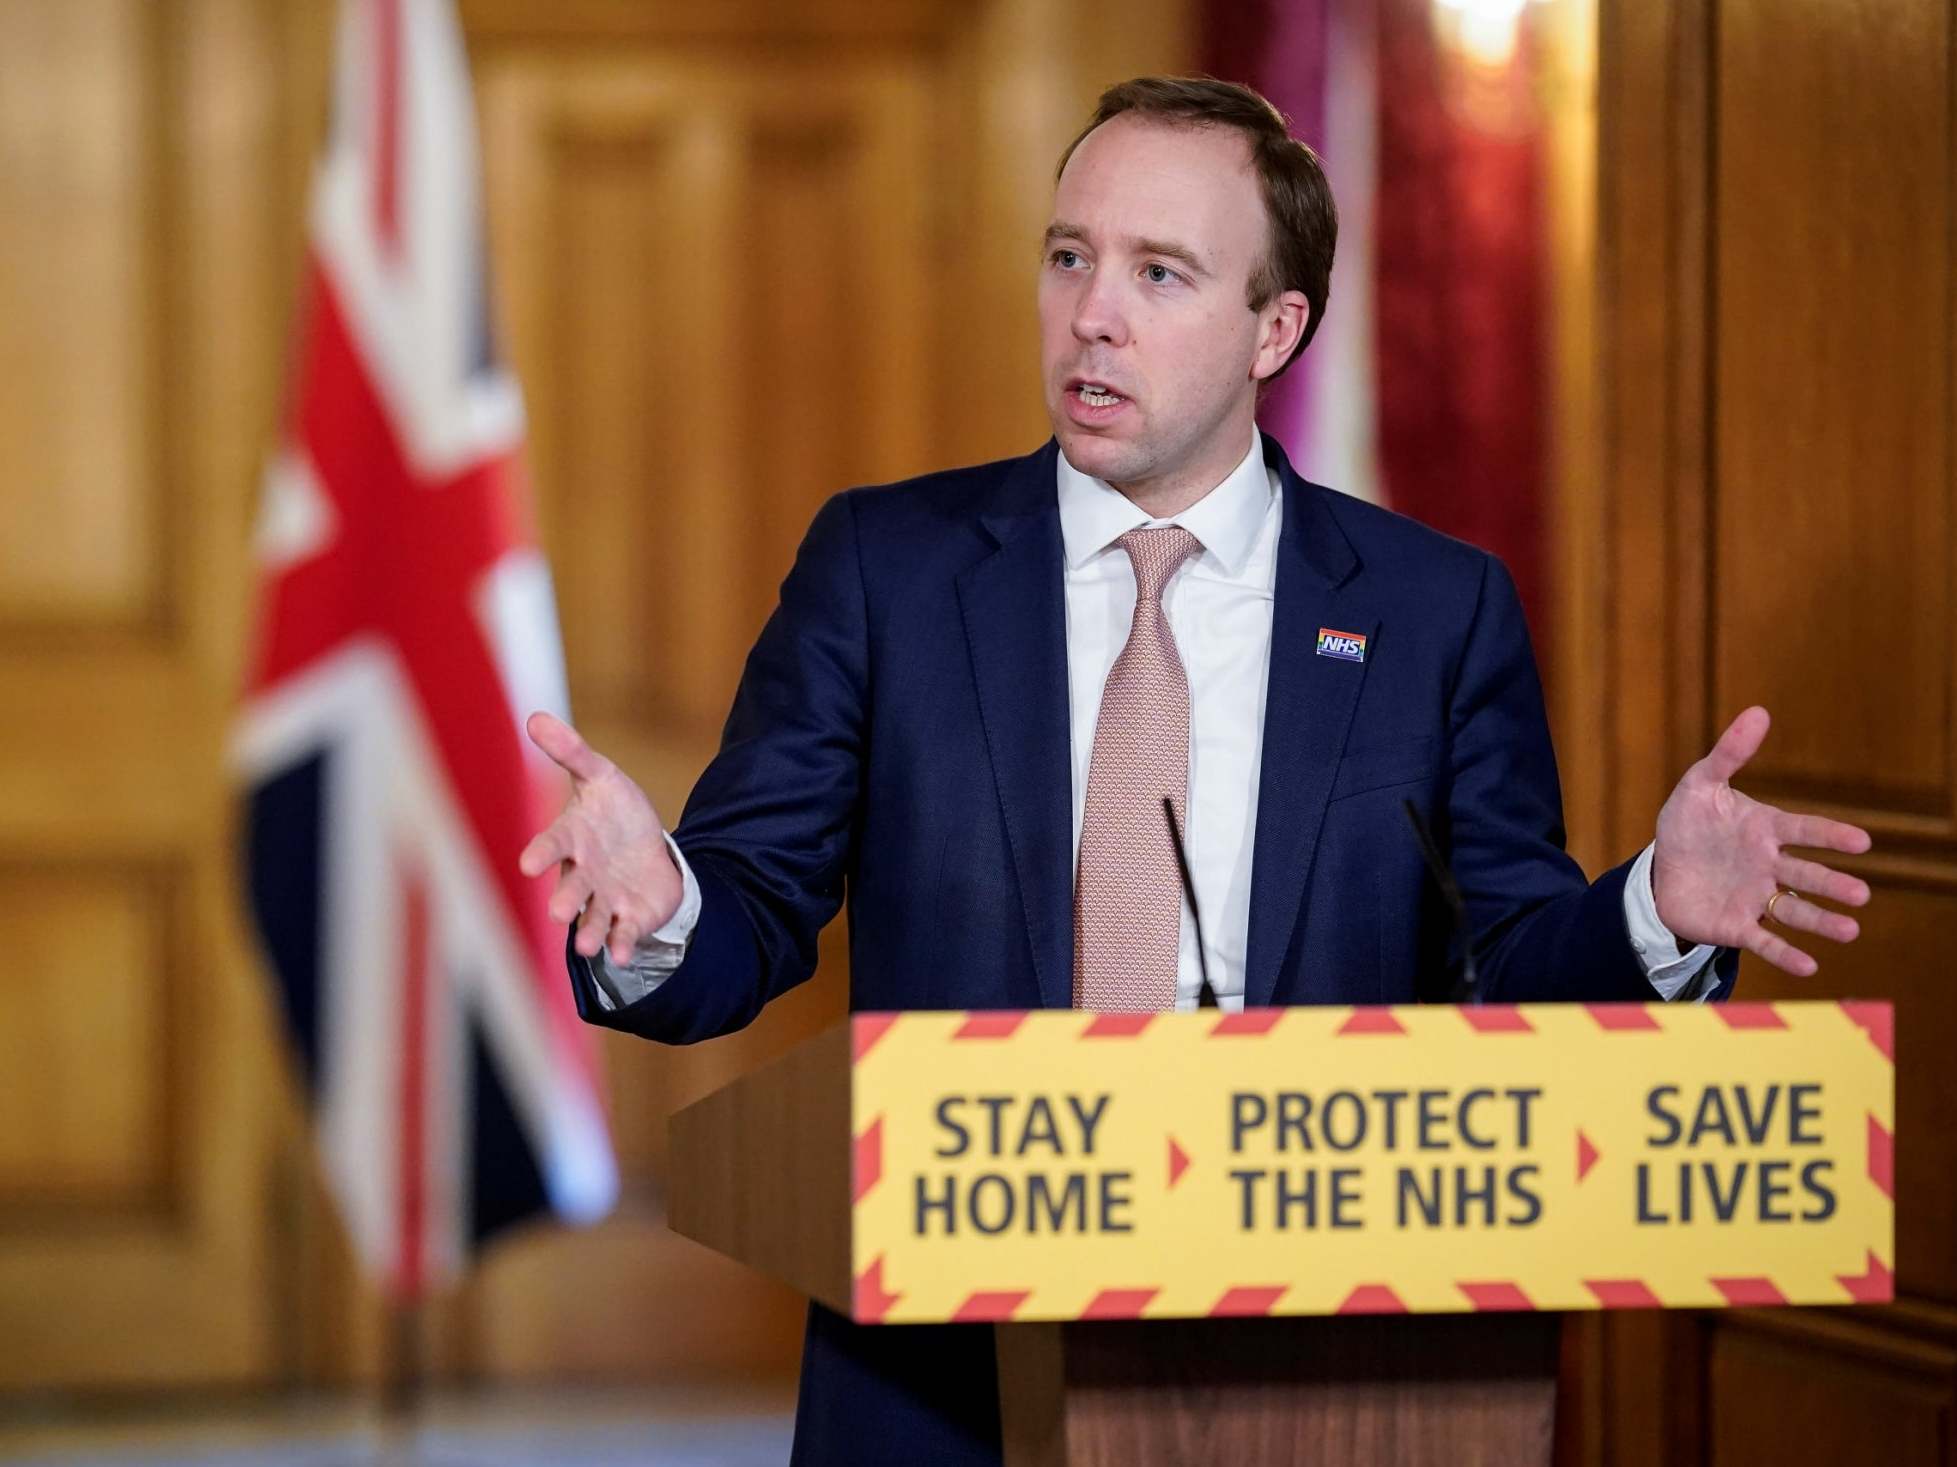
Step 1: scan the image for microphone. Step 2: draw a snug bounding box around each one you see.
[1162,797,1220,1009]
[1399,798,1481,1004]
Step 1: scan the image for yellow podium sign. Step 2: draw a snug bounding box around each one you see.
[847,1003,1893,1323]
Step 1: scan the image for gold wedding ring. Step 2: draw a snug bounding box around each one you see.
[1763,887,1794,925]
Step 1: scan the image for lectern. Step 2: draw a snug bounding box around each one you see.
[668,1003,1894,1466]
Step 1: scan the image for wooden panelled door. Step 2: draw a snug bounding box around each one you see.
[0,0,312,1390]
[1581,0,1957,1459]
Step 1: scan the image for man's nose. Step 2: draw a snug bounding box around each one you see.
[1071,274,1129,348]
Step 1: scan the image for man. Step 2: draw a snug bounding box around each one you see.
[519,78,1870,1467]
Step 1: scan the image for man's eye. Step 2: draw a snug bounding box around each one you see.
[1052,249,1083,269]
[1144,263,1179,285]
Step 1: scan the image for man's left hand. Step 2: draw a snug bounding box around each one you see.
[1651,706,1872,976]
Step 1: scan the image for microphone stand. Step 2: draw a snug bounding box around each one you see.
[1163,797,1220,1009]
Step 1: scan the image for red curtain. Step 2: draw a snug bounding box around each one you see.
[1204,0,1552,651]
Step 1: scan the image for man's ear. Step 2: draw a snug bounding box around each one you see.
[1251,290,1312,382]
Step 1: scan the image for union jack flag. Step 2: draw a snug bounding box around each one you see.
[234,0,616,1298]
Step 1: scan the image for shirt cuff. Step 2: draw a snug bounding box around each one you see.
[581,832,702,1010]
[1623,843,1721,1001]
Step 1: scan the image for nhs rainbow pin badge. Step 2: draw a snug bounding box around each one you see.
[1316,627,1368,663]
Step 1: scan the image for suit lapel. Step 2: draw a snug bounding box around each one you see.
[956,443,1075,1011]
[1243,442,1375,1008]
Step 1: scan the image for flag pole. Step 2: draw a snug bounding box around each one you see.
[237,2,622,1451]
[374,1297,424,1463]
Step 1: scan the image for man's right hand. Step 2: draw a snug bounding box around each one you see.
[520,710,683,967]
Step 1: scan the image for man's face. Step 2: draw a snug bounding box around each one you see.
[1039,115,1301,501]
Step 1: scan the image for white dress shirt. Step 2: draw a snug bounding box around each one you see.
[586,433,1717,1008]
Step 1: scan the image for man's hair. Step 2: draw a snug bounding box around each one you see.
[1056,76,1337,376]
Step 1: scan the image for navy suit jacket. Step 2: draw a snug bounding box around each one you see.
[567,434,1734,1465]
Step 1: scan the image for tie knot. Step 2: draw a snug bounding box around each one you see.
[1118,526,1202,602]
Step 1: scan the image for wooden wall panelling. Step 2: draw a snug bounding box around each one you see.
[1712,0,1951,823]
[1593,0,1957,1460]
[1594,0,1704,862]
[1708,1312,1957,1466]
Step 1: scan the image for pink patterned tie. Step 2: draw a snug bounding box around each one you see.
[1074,526,1203,1011]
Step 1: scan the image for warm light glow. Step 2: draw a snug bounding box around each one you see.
[1434,0,1538,67]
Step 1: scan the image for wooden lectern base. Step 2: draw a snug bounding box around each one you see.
[996,1313,1558,1467]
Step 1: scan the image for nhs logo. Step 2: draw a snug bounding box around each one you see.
[1316,627,1368,663]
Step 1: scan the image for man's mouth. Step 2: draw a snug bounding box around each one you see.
[1072,381,1127,407]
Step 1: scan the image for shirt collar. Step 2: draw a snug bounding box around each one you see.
[1056,431,1272,578]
